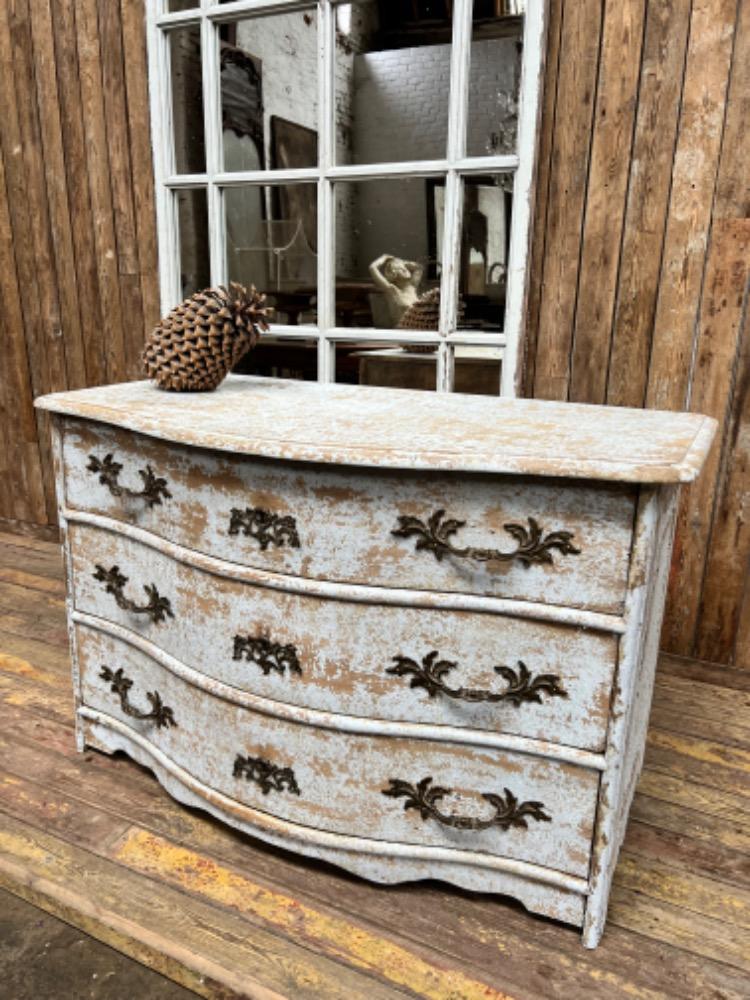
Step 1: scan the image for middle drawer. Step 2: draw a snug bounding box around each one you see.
[69,521,618,753]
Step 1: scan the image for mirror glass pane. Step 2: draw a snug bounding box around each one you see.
[334,2,450,166]
[334,177,443,330]
[451,174,513,333]
[177,188,210,298]
[225,183,318,325]
[232,335,318,382]
[220,10,318,173]
[170,27,205,174]
[335,341,438,392]
[467,1,524,157]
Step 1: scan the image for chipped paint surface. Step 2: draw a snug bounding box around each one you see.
[69,521,618,753]
[77,622,599,878]
[62,417,638,614]
[40,380,714,948]
[36,375,716,483]
[114,827,518,1000]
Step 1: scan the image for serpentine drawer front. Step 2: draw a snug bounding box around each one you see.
[68,521,619,753]
[62,418,636,614]
[37,375,717,947]
[76,623,598,878]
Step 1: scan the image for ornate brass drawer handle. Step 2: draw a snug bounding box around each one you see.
[233,635,302,677]
[233,753,300,796]
[228,507,300,551]
[87,453,171,508]
[99,665,177,729]
[392,510,580,567]
[387,651,567,705]
[383,776,551,832]
[93,564,174,624]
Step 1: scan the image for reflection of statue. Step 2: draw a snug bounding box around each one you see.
[369,254,423,326]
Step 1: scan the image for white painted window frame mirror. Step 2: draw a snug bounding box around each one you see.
[146,0,546,396]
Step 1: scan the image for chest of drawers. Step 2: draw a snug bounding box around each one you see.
[36,376,715,947]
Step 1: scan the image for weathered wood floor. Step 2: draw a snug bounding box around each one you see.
[0,529,748,1000]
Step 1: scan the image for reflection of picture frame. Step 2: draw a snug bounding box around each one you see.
[270,116,318,252]
[426,177,512,292]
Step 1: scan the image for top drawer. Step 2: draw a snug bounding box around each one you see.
[62,418,636,614]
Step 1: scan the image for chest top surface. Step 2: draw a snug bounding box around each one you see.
[35,376,716,484]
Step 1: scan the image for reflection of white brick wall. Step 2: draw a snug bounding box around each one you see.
[350,38,519,277]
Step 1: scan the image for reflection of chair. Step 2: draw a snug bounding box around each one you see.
[232,219,317,292]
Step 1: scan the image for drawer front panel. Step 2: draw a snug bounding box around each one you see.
[70,523,618,752]
[77,624,598,878]
[63,419,635,614]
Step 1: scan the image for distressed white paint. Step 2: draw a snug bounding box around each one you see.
[37,376,717,483]
[36,379,717,946]
[62,418,636,614]
[72,612,608,769]
[67,512,620,750]
[80,713,587,925]
[76,627,599,877]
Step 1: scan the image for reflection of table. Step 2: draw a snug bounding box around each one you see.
[271,282,376,327]
[354,345,503,394]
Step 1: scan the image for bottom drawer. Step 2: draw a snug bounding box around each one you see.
[76,623,599,879]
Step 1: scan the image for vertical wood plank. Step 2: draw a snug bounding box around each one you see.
[521,0,562,396]
[606,0,691,409]
[645,0,736,413]
[661,221,750,654]
[531,0,603,401]
[74,0,128,384]
[0,146,47,524]
[97,0,146,379]
[693,282,750,665]
[50,0,106,386]
[568,0,646,405]
[28,0,87,390]
[120,0,161,335]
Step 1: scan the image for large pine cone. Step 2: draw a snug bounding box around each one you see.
[143,283,271,391]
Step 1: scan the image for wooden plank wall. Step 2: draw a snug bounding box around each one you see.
[526,0,750,668]
[0,0,159,538]
[0,0,748,668]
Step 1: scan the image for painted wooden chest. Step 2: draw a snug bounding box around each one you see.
[36,376,716,947]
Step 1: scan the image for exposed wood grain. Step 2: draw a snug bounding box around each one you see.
[49,0,106,385]
[521,0,562,394]
[606,0,691,409]
[694,290,750,664]
[645,0,737,412]
[531,0,603,401]
[712,0,750,220]
[120,0,161,334]
[0,814,402,1000]
[74,0,128,382]
[568,0,646,404]
[662,220,750,653]
[28,0,87,391]
[97,0,145,379]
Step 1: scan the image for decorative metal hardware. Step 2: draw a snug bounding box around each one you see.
[391,510,580,568]
[387,652,567,706]
[233,635,302,677]
[87,453,171,508]
[383,776,551,832]
[228,507,300,550]
[99,665,177,729]
[233,753,300,796]
[93,564,174,624]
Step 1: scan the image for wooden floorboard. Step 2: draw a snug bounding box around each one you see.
[0,534,748,999]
